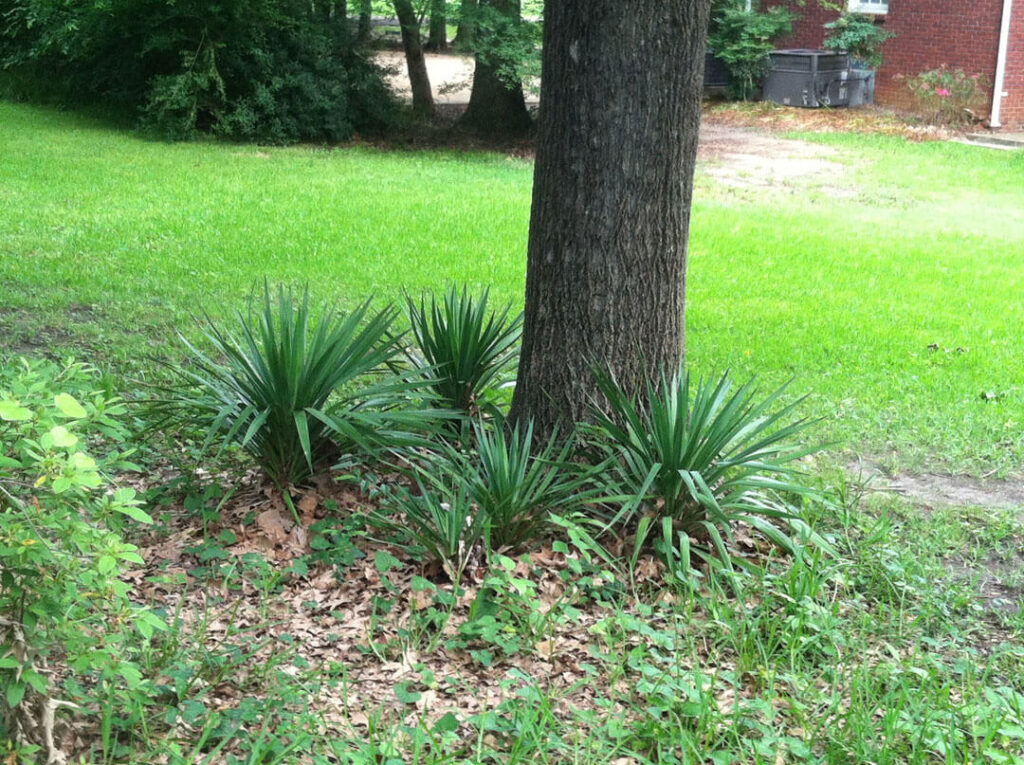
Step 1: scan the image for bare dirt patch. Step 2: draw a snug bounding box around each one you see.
[849,460,1024,513]
[378,52,858,188]
[887,472,1024,511]
[949,555,1024,615]
[848,460,1024,620]
[697,122,846,191]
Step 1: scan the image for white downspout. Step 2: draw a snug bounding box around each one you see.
[991,0,1013,128]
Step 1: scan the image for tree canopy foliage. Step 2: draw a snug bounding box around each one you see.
[0,0,397,142]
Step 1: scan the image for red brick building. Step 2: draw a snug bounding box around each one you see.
[777,0,1024,127]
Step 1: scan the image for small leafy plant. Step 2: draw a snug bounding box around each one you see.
[0,359,164,758]
[455,554,568,664]
[157,284,435,488]
[902,65,990,125]
[587,365,820,572]
[708,1,796,100]
[405,285,522,416]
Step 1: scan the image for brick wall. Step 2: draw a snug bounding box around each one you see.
[776,0,1024,127]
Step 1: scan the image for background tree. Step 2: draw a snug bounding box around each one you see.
[393,0,435,115]
[314,0,346,20]
[458,0,534,136]
[426,0,448,50]
[510,0,712,434]
[453,0,478,47]
[357,0,374,43]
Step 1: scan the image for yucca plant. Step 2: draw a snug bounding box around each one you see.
[588,365,820,565]
[156,284,437,488]
[374,477,486,580]
[405,285,522,415]
[372,418,599,573]
[462,419,602,549]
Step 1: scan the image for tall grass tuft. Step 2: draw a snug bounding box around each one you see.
[374,477,486,580]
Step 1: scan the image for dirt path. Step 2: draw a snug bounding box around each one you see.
[848,460,1024,514]
[377,50,480,104]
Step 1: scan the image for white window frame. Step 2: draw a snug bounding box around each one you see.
[848,0,889,14]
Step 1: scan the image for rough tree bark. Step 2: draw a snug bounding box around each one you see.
[509,0,710,435]
[393,0,434,116]
[427,0,448,51]
[458,0,532,136]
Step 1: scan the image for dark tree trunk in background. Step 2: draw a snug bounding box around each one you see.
[458,0,531,136]
[453,0,478,48]
[509,0,711,435]
[314,0,343,21]
[393,0,434,116]
[427,0,448,51]
[357,0,372,43]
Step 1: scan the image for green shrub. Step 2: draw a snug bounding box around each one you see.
[370,417,599,575]
[156,284,436,489]
[405,286,522,417]
[708,1,796,100]
[0,0,396,143]
[822,12,894,70]
[469,420,591,549]
[0,359,164,756]
[587,366,820,572]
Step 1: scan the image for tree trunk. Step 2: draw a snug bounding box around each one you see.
[458,0,531,136]
[314,0,342,21]
[357,0,372,43]
[453,0,478,48]
[427,0,448,51]
[509,0,710,435]
[393,0,434,116]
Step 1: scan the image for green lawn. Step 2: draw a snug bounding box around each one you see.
[3,102,1024,764]
[3,101,1024,474]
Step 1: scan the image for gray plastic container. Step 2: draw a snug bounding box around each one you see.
[846,67,876,107]
[763,49,851,108]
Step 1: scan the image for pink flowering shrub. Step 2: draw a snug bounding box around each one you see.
[903,65,990,125]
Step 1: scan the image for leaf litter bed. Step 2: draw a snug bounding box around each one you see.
[92,461,817,762]
[702,101,963,141]
[35,453,1024,763]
